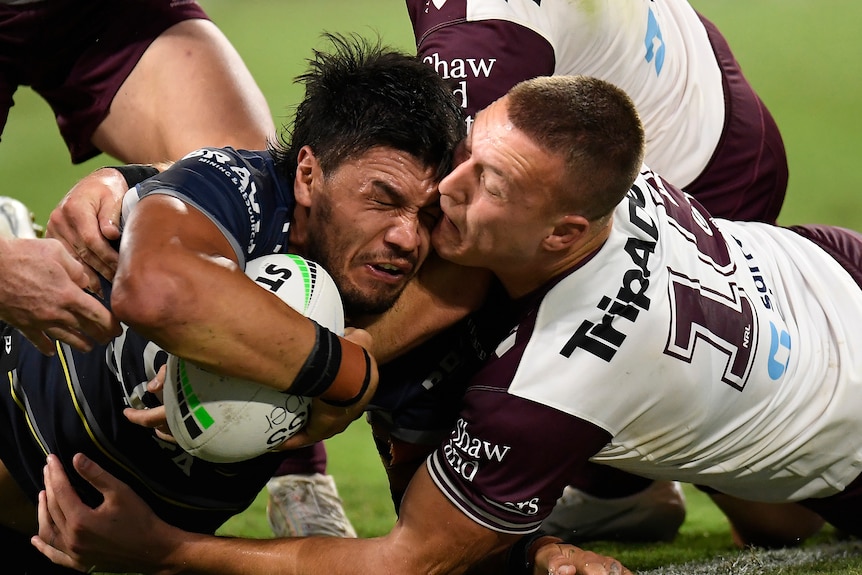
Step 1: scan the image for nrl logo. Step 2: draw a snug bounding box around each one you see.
[4,335,11,354]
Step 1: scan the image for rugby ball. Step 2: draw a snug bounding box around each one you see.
[162,254,345,463]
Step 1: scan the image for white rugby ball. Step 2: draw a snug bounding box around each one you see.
[163,254,344,463]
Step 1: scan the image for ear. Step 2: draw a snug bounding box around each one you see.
[294,145,321,208]
[542,214,590,251]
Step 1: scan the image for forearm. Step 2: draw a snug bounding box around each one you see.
[115,252,314,389]
[113,195,318,392]
[154,530,406,575]
[39,455,506,575]
[357,254,492,364]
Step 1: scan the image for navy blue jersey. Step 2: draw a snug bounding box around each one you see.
[133,147,297,267]
[0,147,297,534]
[0,321,285,534]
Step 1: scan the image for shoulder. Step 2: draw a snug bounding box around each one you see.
[139,148,278,197]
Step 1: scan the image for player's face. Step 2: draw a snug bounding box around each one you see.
[434,98,564,289]
[304,146,440,316]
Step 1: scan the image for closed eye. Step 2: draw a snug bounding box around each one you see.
[419,202,442,228]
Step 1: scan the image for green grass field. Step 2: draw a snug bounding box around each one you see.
[3,1,862,573]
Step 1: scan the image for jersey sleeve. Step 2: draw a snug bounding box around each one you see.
[424,313,612,534]
[412,6,555,120]
[134,147,293,267]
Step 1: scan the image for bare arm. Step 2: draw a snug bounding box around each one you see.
[113,192,316,388]
[37,453,511,575]
[708,492,824,548]
[37,453,630,575]
[48,18,274,291]
[112,193,375,436]
[357,251,493,364]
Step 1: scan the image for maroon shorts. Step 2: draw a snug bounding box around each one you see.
[0,0,209,163]
[800,472,862,537]
[789,224,862,289]
[685,13,789,224]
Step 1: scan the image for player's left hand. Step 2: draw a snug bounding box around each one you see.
[535,542,633,575]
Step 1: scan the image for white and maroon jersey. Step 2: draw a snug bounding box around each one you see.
[427,166,862,534]
[409,0,724,189]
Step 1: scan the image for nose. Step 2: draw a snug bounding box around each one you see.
[384,213,423,255]
[438,160,470,206]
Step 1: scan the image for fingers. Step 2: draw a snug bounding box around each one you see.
[40,306,120,353]
[47,252,121,345]
[46,169,124,283]
[71,453,112,490]
[31,531,85,572]
[124,405,168,428]
[123,407,156,427]
[125,366,172,439]
[95,194,123,243]
[302,399,363,443]
[64,295,122,345]
[58,236,107,294]
[78,235,120,284]
[40,290,121,351]
[4,237,120,351]
[36,490,59,546]
[124,406,176,443]
[58,245,107,301]
[40,457,71,553]
[149,365,167,396]
[343,326,373,349]
[278,431,318,450]
[22,317,105,355]
[546,559,629,575]
[274,394,357,449]
[19,330,57,356]
[540,544,633,575]
[35,457,92,572]
[41,327,91,353]
[47,216,118,285]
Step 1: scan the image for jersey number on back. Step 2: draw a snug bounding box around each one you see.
[641,174,758,391]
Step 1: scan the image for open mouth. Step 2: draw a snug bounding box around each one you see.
[373,263,404,277]
[365,260,414,283]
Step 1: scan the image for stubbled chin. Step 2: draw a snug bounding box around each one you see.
[355,267,408,296]
[339,278,402,316]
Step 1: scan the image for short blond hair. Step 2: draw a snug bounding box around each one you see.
[507,75,645,221]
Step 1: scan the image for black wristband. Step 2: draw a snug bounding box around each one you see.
[505,530,551,575]
[320,346,371,408]
[105,164,160,188]
[288,321,343,397]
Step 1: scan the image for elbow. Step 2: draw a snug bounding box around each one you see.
[111,265,189,337]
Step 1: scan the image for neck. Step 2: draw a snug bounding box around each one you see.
[286,208,307,254]
[499,216,613,299]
